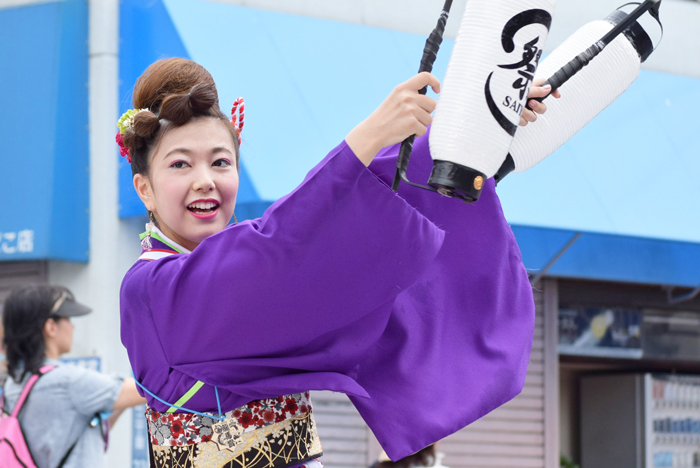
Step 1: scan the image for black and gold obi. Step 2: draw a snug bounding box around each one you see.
[145,392,322,468]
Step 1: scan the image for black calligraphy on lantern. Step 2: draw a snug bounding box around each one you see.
[498,37,544,100]
[483,9,552,136]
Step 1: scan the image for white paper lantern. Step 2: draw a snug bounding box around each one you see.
[429,0,556,201]
[505,11,654,175]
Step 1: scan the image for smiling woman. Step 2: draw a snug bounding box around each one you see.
[117,59,241,251]
[133,118,239,251]
[118,57,544,468]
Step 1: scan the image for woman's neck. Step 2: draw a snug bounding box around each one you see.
[44,345,60,361]
[151,225,194,253]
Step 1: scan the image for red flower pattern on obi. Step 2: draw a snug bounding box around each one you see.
[239,413,253,428]
[262,410,275,423]
[170,420,184,438]
[285,397,298,414]
[146,392,313,447]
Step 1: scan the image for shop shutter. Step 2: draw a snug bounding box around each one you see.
[312,390,379,468]
[313,290,550,468]
[0,261,47,306]
[440,289,546,468]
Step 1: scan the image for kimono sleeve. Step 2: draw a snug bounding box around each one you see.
[122,140,445,395]
[350,129,536,460]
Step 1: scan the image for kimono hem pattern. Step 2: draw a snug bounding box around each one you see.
[120,129,535,461]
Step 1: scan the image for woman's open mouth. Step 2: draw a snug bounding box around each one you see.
[187,200,220,219]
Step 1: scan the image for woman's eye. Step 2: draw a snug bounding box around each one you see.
[213,159,232,167]
[170,161,188,169]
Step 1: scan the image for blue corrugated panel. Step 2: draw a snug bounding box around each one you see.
[0,0,89,262]
[512,225,700,288]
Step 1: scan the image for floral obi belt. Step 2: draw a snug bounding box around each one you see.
[146,392,322,468]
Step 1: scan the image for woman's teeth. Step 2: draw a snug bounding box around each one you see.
[187,202,218,213]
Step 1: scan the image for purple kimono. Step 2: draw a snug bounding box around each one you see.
[120,129,534,460]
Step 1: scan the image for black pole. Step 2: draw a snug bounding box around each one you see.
[391,0,453,192]
[529,0,660,107]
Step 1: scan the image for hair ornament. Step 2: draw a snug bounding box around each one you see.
[118,108,149,134]
[115,132,131,163]
[116,108,149,163]
[230,97,245,146]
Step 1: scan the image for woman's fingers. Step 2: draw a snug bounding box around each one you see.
[528,83,552,99]
[528,99,548,115]
[395,76,438,132]
[530,80,562,101]
[345,73,440,165]
[519,80,563,126]
[414,107,434,129]
[401,71,441,94]
[533,77,563,99]
[520,105,540,126]
[415,94,437,114]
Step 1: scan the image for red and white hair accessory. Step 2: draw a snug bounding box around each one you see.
[230,97,245,146]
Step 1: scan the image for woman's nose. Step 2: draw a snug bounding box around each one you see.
[193,167,215,192]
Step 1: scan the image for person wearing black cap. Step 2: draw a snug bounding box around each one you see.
[1,285,145,468]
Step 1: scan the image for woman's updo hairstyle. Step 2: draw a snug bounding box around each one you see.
[123,58,240,176]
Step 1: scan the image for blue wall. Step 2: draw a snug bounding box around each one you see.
[0,0,89,262]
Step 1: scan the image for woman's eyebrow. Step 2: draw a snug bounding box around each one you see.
[163,147,194,159]
[210,147,233,155]
[162,146,233,159]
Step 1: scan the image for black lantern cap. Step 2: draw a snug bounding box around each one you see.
[605,10,654,63]
[428,160,487,202]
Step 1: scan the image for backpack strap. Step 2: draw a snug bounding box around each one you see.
[57,437,80,468]
[55,413,106,468]
[10,365,55,418]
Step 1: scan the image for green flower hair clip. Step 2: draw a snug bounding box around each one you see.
[117,108,149,135]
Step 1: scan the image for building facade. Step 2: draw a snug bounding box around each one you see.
[1,0,699,467]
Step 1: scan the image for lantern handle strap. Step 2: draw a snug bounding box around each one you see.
[391,0,453,193]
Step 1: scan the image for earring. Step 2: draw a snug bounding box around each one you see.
[233,212,238,224]
[142,211,155,250]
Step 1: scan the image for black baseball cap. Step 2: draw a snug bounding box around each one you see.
[50,289,92,318]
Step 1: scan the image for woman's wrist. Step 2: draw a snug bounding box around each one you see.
[345,121,382,167]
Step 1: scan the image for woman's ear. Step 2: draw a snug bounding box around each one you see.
[43,318,57,340]
[133,174,155,212]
